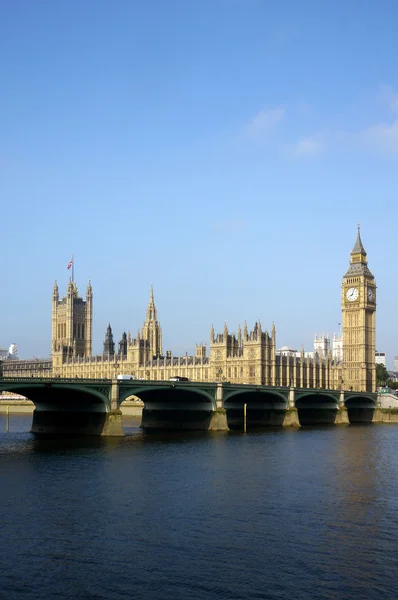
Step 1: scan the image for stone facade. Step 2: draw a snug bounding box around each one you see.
[52,279,92,359]
[341,226,376,392]
[1,229,376,391]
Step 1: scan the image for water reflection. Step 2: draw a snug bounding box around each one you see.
[1,419,398,599]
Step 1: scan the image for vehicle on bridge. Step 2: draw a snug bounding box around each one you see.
[117,374,136,381]
[169,376,189,382]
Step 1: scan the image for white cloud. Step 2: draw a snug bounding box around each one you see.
[286,134,325,157]
[379,85,398,114]
[355,86,398,154]
[360,119,398,153]
[243,106,285,141]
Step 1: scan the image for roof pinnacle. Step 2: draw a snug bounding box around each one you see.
[351,223,366,255]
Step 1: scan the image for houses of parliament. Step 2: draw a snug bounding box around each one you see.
[2,228,377,392]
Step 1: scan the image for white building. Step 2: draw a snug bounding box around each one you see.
[314,334,330,358]
[0,343,19,361]
[375,351,386,366]
[332,333,343,362]
[8,343,18,359]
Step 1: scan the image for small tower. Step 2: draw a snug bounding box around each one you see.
[119,332,127,358]
[103,324,115,358]
[141,286,163,358]
[51,279,93,359]
[342,225,376,392]
[314,333,330,359]
[196,344,206,359]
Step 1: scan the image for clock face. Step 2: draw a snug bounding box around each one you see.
[367,288,375,302]
[346,287,359,302]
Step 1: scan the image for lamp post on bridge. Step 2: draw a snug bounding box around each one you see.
[218,368,223,382]
[114,358,119,380]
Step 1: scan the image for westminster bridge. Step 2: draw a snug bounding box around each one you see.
[0,377,380,436]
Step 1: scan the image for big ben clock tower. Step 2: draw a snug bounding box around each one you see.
[342,225,376,392]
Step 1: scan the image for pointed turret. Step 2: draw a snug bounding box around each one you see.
[345,223,373,278]
[145,285,157,322]
[119,331,127,357]
[210,324,214,343]
[103,324,115,358]
[351,223,366,256]
[53,280,59,299]
[141,285,162,357]
[86,280,92,297]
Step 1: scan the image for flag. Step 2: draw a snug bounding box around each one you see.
[67,258,73,270]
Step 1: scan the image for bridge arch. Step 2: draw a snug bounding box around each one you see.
[118,384,216,407]
[118,382,219,431]
[224,388,288,405]
[343,392,377,423]
[344,393,377,407]
[0,381,110,410]
[0,379,116,436]
[223,388,289,430]
[294,391,340,425]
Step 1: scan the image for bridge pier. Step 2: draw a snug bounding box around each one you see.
[31,407,124,436]
[335,390,350,424]
[211,384,229,430]
[282,387,300,427]
[111,379,119,411]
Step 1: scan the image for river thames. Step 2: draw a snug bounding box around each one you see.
[1,415,398,599]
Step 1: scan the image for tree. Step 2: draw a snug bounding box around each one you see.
[376,363,389,386]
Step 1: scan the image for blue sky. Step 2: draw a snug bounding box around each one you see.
[1,0,398,367]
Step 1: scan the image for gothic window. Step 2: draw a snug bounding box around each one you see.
[249,349,255,358]
[250,367,255,378]
[82,324,85,339]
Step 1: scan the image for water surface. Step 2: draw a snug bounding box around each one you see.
[1,415,398,599]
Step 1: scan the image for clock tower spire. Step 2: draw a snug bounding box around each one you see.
[341,225,376,392]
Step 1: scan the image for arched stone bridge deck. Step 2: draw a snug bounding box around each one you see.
[0,377,379,435]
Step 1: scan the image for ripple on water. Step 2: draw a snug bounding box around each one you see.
[1,422,398,599]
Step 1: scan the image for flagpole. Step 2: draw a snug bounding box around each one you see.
[72,253,74,283]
